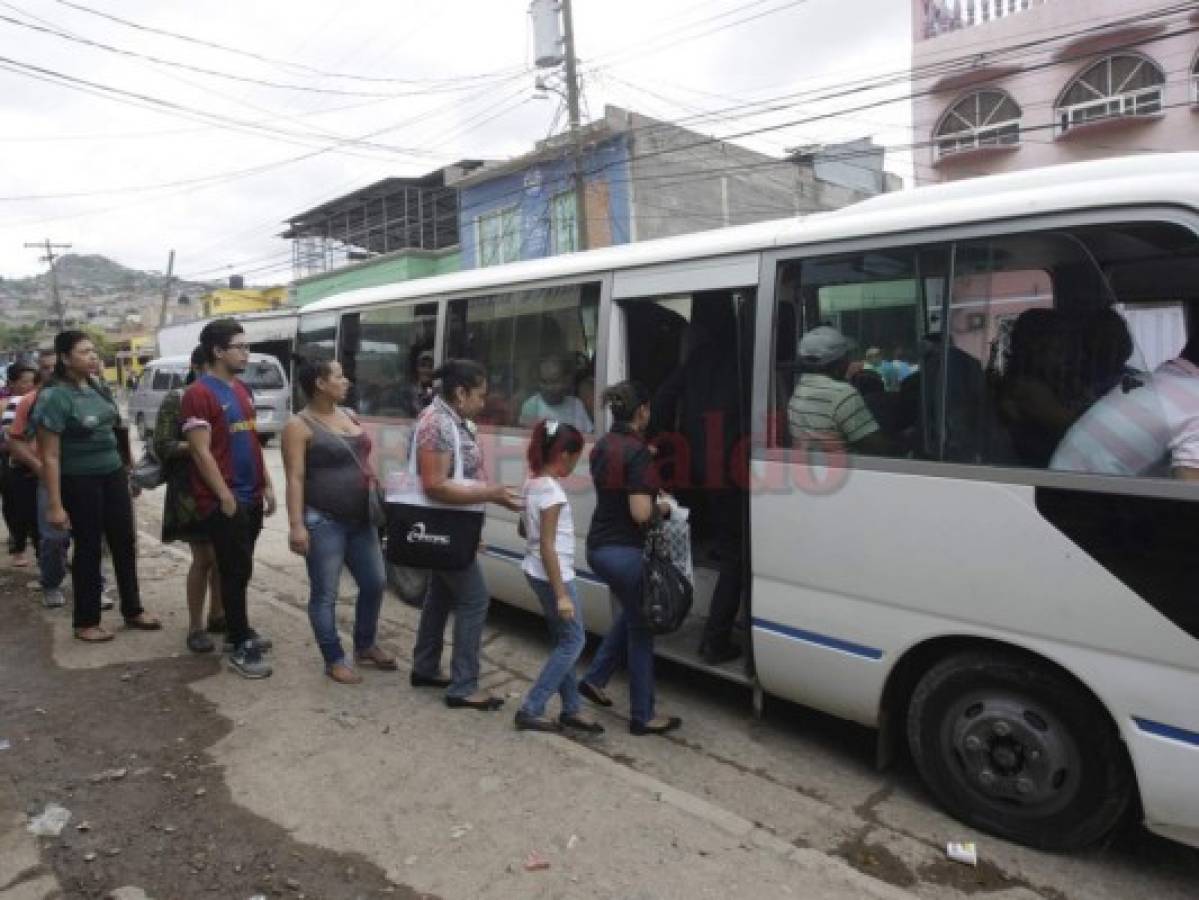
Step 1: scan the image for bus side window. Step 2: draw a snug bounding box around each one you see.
[446,284,599,432]
[343,304,437,417]
[770,247,950,458]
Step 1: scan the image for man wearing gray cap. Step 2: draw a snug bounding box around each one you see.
[788,326,886,454]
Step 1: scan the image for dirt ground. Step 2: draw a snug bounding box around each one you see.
[0,572,432,900]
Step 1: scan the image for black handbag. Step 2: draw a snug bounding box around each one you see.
[639,523,694,635]
[384,417,485,571]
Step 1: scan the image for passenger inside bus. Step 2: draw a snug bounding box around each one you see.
[519,356,594,433]
[787,325,889,455]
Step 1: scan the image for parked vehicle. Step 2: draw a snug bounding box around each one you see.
[129,353,290,444]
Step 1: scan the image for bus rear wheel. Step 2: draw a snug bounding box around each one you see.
[906,650,1132,852]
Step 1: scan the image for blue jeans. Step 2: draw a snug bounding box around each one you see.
[521,575,584,718]
[303,508,386,667]
[36,483,69,592]
[582,544,656,726]
[412,559,490,700]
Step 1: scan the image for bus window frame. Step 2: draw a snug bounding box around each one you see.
[753,205,1199,504]
[438,273,612,439]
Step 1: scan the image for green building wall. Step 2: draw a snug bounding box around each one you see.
[293,249,461,307]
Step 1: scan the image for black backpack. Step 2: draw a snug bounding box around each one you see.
[639,524,693,635]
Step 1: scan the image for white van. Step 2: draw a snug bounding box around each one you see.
[129,353,290,444]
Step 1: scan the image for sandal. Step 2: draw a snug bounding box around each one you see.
[74,626,114,643]
[326,663,363,685]
[354,646,398,670]
[124,614,163,631]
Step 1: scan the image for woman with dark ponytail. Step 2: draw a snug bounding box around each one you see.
[409,359,524,710]
[577,381,681,735]
[35,331,159,642]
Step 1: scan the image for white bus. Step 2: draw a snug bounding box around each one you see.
[297,154,1199,852]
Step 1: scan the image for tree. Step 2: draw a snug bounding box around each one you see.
[0,324,44,352]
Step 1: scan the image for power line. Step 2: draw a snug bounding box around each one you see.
[50,0,525,85]
[0,12,521,99]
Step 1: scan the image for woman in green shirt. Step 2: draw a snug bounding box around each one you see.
[37,331,160,642]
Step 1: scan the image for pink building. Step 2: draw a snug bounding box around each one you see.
[911,0,1199,184]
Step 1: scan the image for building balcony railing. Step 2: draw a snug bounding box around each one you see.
[935,121,1022,159]
[920,0,1048,40]
[1056,86,1163,136]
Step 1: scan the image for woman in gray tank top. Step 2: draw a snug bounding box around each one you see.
[282,360,396,684]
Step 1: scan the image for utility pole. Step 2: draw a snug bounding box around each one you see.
[158,249,176,329]
[24,239,72,331]
[561,0,588,252]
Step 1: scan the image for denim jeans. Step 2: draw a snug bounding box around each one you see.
[520,575,584,718]
[582,544,656,726]
[36,483,69,592]
[303,507,386,667]
[412,559,490,700]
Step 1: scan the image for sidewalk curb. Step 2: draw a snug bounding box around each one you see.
[547,736,919,900]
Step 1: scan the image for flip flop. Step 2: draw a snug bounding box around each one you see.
[74,627,114,643]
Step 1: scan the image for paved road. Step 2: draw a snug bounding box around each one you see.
[204,441,1199,900]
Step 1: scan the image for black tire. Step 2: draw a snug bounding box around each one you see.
[906,650,1132,852]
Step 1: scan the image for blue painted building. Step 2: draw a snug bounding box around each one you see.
[451,105,898,269]
[454,131,633,269]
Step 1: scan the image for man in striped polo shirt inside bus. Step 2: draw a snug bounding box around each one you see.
[787,325,888,455]
[1051,336,1199,481]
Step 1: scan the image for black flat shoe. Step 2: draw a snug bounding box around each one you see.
[578,681,613,707]
[445,695,504,711]
[630,716,682,736]
[515,710,562,732]
[559,713,604,734]
[410,672,451,689]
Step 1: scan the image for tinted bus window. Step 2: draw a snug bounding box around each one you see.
[445,283,600,430]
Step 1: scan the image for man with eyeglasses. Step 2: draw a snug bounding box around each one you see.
[182,319,277,678]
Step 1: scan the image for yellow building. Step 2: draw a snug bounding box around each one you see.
[200,285,289,319]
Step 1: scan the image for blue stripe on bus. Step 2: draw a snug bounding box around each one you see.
[480,544,608,587]
[751,617,883,661]
[1133,717,1199,748]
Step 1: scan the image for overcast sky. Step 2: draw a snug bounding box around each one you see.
[0,0,912,282]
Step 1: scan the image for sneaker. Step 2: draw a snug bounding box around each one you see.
[223,630,272,654]
[187,629,215,654]
[228,641,272,679]
[42,587,66,609]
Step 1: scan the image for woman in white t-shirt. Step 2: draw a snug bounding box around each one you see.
[515,420,603,734]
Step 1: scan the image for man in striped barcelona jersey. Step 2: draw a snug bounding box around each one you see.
[182,319,278,679]
[787,325,889,455]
